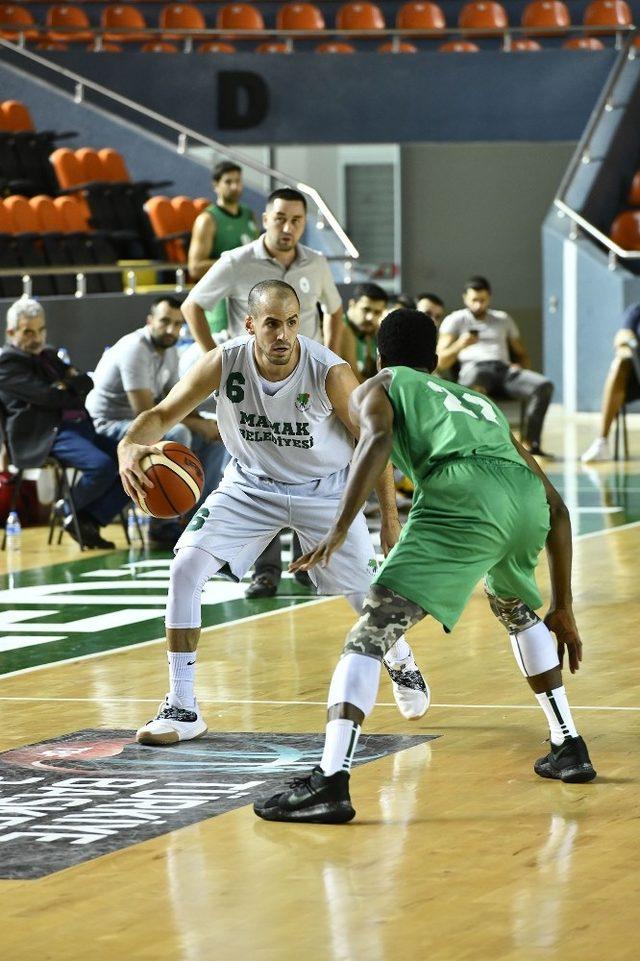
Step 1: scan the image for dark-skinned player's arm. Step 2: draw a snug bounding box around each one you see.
[511,433,582,674]
[290,369,395,572]
[117,348,223,505]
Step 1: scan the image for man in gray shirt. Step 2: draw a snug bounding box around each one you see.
[182,187,345,596]
[437,276,554,457]
[87,296,227,545]
[182,187,343,354]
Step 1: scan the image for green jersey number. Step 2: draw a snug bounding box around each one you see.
[226,372,245,403]
[185,507,210,532]
[427,381,499,424]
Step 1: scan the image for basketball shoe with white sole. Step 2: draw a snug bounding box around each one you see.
[136,695,208,745]
[383,655,431,720]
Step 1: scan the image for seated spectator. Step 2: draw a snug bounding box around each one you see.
[86,296,227,546]
[0,297,129,548]
[386,292,416,313]
[341,282,388,381]
[437,276,554,457]
[581,302,640,463]
[416,292,445,327]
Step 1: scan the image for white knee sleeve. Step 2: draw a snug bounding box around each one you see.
[510,620,560,678]
[327,651,381,717]
[166,547,223,629]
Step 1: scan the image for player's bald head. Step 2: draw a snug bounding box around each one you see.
[247,280,300,320]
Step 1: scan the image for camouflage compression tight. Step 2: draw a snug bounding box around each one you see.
[344,584,427,660]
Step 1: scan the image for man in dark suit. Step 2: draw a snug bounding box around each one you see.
[0,297,129,547]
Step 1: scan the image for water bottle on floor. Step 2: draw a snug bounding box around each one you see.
[5,511,21,551]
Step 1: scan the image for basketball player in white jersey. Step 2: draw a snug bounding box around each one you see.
[118,280,429,744]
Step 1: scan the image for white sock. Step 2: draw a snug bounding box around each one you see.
[321,719,361,775]
[168,651,196,707]
[384,635,412,666]
[535,686,578,746]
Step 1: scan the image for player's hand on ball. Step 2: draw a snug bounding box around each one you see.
[289,527,347,572]
[544,607,583,674]
[117,440,160,504]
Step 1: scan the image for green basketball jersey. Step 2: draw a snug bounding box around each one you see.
[204,204,259,333]
[207,203,259,259]
[386,366,526,485]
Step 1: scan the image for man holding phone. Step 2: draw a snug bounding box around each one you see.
[437,276,554,457]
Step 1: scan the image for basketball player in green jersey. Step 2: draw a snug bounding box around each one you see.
[187,161,259,335]
[254,308,596,824]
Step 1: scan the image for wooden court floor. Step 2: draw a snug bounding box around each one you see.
[0,412,638,961]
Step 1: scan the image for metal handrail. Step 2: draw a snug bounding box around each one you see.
[0,36,359,261]
[553,36,640,264]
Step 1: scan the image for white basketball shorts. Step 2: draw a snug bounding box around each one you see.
[175,461,379,596]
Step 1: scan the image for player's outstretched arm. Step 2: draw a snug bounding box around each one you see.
[291,371,394,571]
[118,349,223,502]
[511,434,582,674]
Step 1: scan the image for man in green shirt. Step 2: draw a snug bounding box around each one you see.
[341,282,388,383]
[254,308,595,824]
[187,161,259,334]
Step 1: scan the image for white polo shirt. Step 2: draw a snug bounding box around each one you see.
[184,235,343,341]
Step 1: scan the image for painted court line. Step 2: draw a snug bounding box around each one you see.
[0,695,636,712]
[0,596,333,680]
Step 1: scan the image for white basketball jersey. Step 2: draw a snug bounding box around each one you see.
[216,335,354,483]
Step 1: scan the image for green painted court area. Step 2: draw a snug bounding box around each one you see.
[0,550,315,677]
[0,470,638,677]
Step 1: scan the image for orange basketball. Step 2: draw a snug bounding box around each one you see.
[138,441,204,519]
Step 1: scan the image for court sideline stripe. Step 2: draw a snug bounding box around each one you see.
[1,519,639,682]
[0,596,333,681]
[0,695,636,711]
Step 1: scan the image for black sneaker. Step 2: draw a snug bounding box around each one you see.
[534,735,596,783]
[253,766,355,823]
[245,573,279,598]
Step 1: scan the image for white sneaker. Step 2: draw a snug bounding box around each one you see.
[581,437,611,463]
[136,695,208,745]
[383,656,431,720]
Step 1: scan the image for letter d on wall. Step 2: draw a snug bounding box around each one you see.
[218,72,269,130]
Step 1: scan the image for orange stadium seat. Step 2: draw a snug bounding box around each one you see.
[627,171,640,206]
[584,1,632,29]
[197,41,236,52]
[170,195,198,232]
[335,3,385,31]
[193,198,210,214]
[144,195,188,262]
[46,5,94,44]
[508,37,542,49]
[610,210,640,249]
[216,4,265,34]
[4,194,40,234]
[159,4,207,41]
[0,5,39,42]
[458,2,508,31]
[396,3,446,32]
[378,40,418,51]
[91,42,123,51]
[98,148,129,183]
[256,41,291,52]
[141,40,179,51]
[439,39,480,50]
[35,40,69,50]
[562,36,605,48]
[315,41,356,52]
[50,148,85,190]
[0,100,34,132]
[75,147,105,185]
[522,1,570,33]
[53,195,92,233]
[100,5,149,44]
[29,194,63,233]
[276,3,325,32]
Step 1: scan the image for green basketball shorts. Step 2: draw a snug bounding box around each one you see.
[375,457,550,632]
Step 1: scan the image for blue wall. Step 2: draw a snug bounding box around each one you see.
[12,49,617,144]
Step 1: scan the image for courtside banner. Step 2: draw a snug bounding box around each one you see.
[0,729,438,878]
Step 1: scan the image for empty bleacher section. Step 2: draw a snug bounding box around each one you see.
[0,1,638,52]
